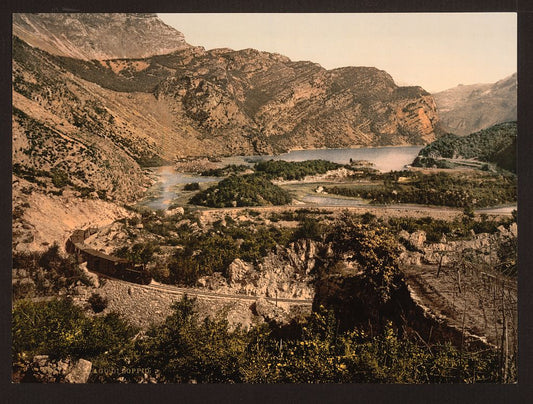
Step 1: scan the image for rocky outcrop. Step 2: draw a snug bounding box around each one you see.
[198,239,319,300]
[20,355,92,383]
[399,223,517,267]
[252,298,291,324]
[12,177,134,252]
[433,73,516,136]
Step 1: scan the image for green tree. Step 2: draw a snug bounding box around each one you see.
[327,215,402,304]
[12,298,135,361]
[135,297,247,383]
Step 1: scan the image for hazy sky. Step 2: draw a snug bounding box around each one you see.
[158,13,516,93]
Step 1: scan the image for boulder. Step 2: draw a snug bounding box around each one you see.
[227,259,255,285]
[253,298,289,324]
[65,359,92,383]
[399,230,410,241]
[409,230,426,250]
[165,206,184,216]
[197,272,228,291]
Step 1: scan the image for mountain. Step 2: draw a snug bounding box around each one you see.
[12,13,443,204]
[413,121,516,173]
[12,13,190,60]
[432,74,516,136]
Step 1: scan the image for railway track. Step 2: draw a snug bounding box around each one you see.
[93,270,313,306]
[70,227,313,307]
[140,281,313,306]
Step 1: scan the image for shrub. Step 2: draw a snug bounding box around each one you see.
[254,159,341,180]
[12,298,136,361]
[134,296,247,383]
[183,182,200,191]
[327,215,402,304]
[293,217,323,241]
[201,164,249,177]
[88,293,108,313]
[190,174,292,207]
[51,169,70,188]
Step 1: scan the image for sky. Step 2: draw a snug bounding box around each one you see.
[158,13,516,93]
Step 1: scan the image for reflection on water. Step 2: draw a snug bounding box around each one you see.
[221,145,423,173]
[142,166,220,210]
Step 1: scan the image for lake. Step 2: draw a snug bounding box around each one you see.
[220,145,423,172]
[141,167,220,210]
[141,146,423,210]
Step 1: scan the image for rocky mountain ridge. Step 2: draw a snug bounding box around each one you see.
[433,73,516,136]
[13,13,190,60]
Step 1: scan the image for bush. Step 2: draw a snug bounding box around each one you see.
[12,298,136,361]
[201,164,249,177]
[134,297,247,383]
[114,242,160,268]
[159,222,294,286]
[325,171,516,208]
[51,168,70,188]
[88,293,108,313]
[293,217,323,241]
[127,298,503,383]
[12,244,92,300]
[415,122,517,173]
[254,159,341,180]
[327,215,402,304]
[190,174,292,207]
[183,182,200,191]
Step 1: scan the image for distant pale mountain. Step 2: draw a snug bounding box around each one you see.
[432,73,517,136]
[12,13,190,60]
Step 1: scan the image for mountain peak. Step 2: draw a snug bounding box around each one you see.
[13,13,190,60]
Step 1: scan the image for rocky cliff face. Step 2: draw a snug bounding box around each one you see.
[13,13,190,60]
[433,73,516,136]
[398,223,517,268]
[197,239,319,300]
[63,46,442,155]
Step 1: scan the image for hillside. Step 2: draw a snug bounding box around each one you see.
[413,121,516,172]
[433,74,516,136]
[12,36,159,202]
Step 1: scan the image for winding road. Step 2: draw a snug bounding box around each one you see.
[198,202,516,218]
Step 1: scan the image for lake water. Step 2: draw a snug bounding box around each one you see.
[220,145,423,172]
[141,146,423,210]
[142,166,220,210]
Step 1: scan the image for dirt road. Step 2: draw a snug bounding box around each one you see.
[198,203,515,222]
